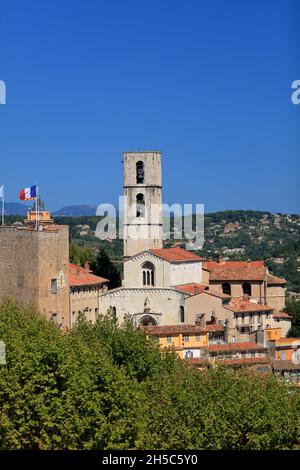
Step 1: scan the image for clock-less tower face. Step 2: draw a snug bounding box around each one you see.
[123,151,163,258]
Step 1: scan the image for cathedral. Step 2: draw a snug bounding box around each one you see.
[0,150,289,342]
[98,151,289,339]
[98,151,204,326]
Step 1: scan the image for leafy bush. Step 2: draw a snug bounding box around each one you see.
[0,301,299,450]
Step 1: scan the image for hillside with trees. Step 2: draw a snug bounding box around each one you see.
[5,210,300,292]
[0,301,299,450]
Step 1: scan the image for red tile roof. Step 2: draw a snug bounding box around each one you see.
[204,324,225,332]
[174,283,207,295]
[188,357,271,367]
[206,342,267,352]
[267,274,286,285]
[224,298,273,313]
[206,265,266,281]
[203,260,264,270]
[206,289,231,299]
[273,311,292,319]
[69,263,109,287]
[202,259,286,285]
[139,324,210,335]
[149,247,202,262]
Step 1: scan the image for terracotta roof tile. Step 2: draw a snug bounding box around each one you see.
[206,289,231,299]
[208,266,266,281]
[273,311,292,319]
[139,324,209,335]
[204,324,225,332]
[69,263,109,287]
[174,283,207,295]
[206,342,267,352]
[188,357,271,366]
[203,260,265,270]
[174,284,231,299]
[267,274,286,285]
[203,260,286,285]
[149,247,202,262]
[224,298,273,313]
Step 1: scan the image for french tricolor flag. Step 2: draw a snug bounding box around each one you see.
[20,185,37,201]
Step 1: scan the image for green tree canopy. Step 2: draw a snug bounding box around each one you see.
[90,248,121,289]
[286,298,300,337]
[0,301,299,450]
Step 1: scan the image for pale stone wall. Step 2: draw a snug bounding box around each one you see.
[70,285,108,326]
[124,251,202,289]
[270,318,291,337]
[169,261,202,286]
[266,285,286,311]
[202,269,210,285]
[123,151,162,187]
[98,287,187,325]
[186,292,224,325]
[209,280,264,303]
[37,226,70,328]
[123,151,163,258]
[0,225,70,329]
[0,226,39,305]
[123,251,169,288]
[208,278,286,311]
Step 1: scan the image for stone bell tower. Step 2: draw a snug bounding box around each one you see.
[123,151,163,258]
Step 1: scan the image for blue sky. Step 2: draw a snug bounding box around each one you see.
[0,0,299,213]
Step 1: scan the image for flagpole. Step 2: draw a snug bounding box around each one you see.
[1,185,4,226]
[35,185,39,230]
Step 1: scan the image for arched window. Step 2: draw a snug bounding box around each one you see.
[222,282,231,295]
[242,282,251,296]
[136,161,144,184]
[142,262,155,286]
[136,193,145,218]
[180,305,185,323]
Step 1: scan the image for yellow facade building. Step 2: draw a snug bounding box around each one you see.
[140,324,225,359]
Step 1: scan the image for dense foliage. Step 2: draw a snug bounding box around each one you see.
[90,248,122,289]
[0,301,299,450]
[286,298,300,337]
[69,244,122,288]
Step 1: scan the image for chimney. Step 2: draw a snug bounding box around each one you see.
[219,257,224,264]
[84,261,90,272]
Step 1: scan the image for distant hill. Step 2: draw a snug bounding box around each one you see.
[53,205,98,216]
[4,203,99,217]
[4,202,28,216]
[4,209,300,292]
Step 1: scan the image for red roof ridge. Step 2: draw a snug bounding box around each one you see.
[149,247,203,262]
[207,341,267,352]
[174,283,207,295]
[69,263,109,287]
[225,298,273,312]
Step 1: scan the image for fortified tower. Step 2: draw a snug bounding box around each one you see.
[0,223,70,329]
[123,151,163,258]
